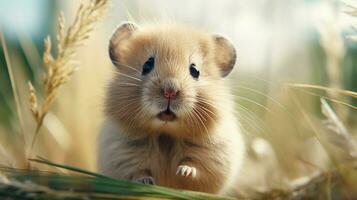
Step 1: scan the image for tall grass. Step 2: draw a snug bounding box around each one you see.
[0,0,356,199]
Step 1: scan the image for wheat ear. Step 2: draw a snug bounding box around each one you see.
[28,0,109,157]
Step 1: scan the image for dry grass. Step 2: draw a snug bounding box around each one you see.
[27,0,110,159]
[287,84,357,99]
[0,0,356,199]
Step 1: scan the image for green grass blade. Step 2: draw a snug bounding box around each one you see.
[0,158,234,200]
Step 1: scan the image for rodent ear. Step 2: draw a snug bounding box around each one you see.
[109,21,138,67]
[213,35,237,77]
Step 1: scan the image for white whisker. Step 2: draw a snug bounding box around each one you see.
[114,71,142,82]
[112,60,141,74]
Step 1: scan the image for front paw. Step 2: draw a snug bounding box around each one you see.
[176,165,197,178]
[135,176,155,185]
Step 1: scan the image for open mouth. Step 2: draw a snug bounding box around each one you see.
[157,97,177,122]
[157,109,176,122]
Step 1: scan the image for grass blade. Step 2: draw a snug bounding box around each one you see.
[8,157,235,200]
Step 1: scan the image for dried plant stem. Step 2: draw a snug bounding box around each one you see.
[27,0,109,160]
[29,119,43,158]
[286,88,341,169]
[321,98,357,160]
[293,87,357,110]
[287,83,357,98]
[0,32,26,147]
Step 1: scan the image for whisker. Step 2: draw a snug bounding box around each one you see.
[197,104,217,118]
[196,97,221,110]
[199,91,273,114]
[115,82,141,87]
[196,105,216,124]
[110,92,141,98]
[235,96,273,113]
[114,96,140,102]
[233,85,285,109]
[192,107,209,136]
[236,104,269,135]
[112,60,141,74]
[113,100,139,115]
[193,106,207,122]
[235,110,262,134]
[196,94,264,133]
[114,71,142,82]
[182,108,197,138]
[237,73,275,87]
[125,104,145,130]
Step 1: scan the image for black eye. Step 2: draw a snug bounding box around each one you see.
[189,63,200,78]
[142,57,155,75]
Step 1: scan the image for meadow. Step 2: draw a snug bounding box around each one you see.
[0,0,356,199]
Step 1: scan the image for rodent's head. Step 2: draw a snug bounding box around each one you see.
[106,22,236,137]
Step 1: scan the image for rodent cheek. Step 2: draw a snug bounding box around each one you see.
[173,87,197,116]
[141,81,166,116]
[141,87,158,114]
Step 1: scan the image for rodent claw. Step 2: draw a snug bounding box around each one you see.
[176,165,197,178]
[135,176,155,185]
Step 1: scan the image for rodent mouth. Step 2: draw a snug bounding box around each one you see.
[157,99,177,122]
[157,109,176,122]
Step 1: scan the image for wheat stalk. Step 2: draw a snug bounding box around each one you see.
[28,0,109,158]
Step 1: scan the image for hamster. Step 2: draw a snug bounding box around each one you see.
[97,22,245,194]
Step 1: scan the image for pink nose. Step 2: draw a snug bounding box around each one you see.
[164,87,178,99]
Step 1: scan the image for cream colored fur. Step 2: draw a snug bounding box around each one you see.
[98,22,245,194]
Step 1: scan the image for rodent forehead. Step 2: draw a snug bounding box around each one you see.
[121,27,220,79]
[133,29,206,64]
[154,46,202,77]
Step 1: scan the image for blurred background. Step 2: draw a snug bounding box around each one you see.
[0,0,356,198]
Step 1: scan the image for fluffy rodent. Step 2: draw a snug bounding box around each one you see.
[97,22,245,194]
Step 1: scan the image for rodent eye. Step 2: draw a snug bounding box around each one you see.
[142,57,155,75]
[189,63,200,79]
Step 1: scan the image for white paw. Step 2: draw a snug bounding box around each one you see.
[176,165,197,178]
